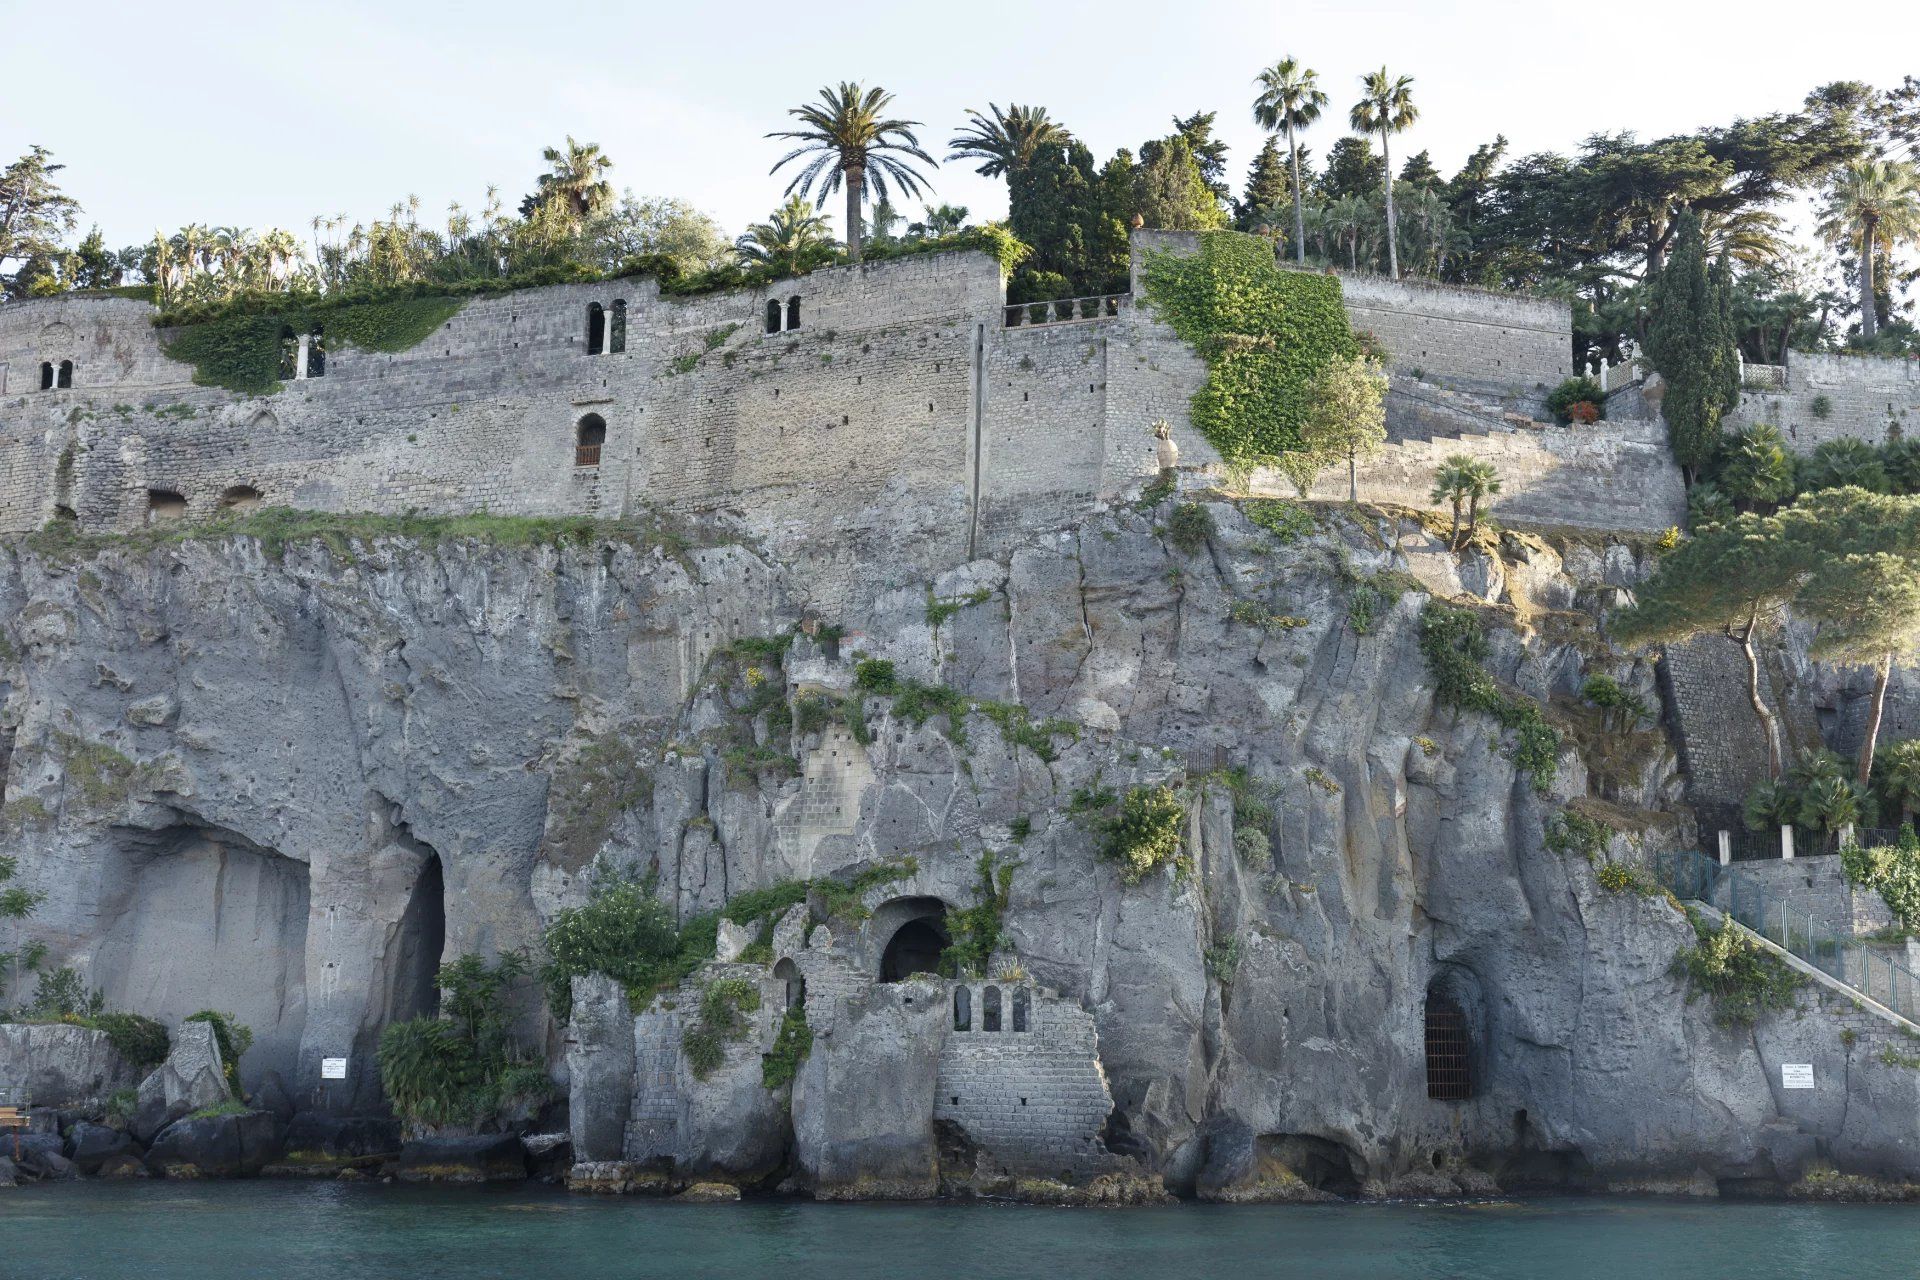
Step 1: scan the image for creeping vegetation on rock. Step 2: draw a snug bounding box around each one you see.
[1167,503,1214,554]
[1672,912,1803,1027]
[762,1006,813,1090]
[683,978,761,1081]
[185,1010,254,1097]
[941,852,1015,978]
[378,952,549,1129]
[1546,809,1615,861]
[1418,601,1560,793]
[1242,498,1318,543]
[1842,826,1920,933]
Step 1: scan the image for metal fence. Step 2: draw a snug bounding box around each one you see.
[1653,846,1920,1024]
[1002,293,1129,328]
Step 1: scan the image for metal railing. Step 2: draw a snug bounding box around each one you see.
[574,443,602,467]
[1654,846,1920,1024]
[1003,293,1129,328]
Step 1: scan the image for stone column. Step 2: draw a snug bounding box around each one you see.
[1717,830,1732,867]
[1781,825,1795,861]
[295,334,310,380]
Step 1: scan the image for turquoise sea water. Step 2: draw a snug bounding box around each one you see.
[3,1182,1915,1280]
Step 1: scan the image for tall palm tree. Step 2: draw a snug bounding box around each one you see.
[1251,58,1328,266]
[769,83,936,264]
[946,103,1070,179]
[1430,455,1500,549]
[1326,194,1371,270]
[736,196,834,278]
[1349,68,1419,278]
[528,137,615,221]
[1816,159,1920,342]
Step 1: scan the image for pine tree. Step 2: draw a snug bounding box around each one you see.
[1644,212,1737,480]
[1135,135,1229,232]
[1236,138,1291,232]
[1319,137,1385,201]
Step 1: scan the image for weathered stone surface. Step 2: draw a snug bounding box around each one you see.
[0,1023,140,1110]
[394,1133,528,1183]
[145,1111,285,1178]
[566,975,633,1164]
[274,1113,401,1170]
[64,1120,135,1175]
[793,981,945,1199]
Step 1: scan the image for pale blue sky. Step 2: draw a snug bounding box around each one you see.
[4,0,1915,253]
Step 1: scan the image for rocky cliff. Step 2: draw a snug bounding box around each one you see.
[4,494,1917,1197]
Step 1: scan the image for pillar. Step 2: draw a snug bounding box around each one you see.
[1840,823,1856,849]
[1781,825,1795,861]
[1717,830,1732,867]
[295,334,310,380]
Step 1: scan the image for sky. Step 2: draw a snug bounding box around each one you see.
[3,0,1917,256]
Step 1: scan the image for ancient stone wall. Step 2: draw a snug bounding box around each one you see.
[1727,351,1920,449]
[1333,271,1571,400]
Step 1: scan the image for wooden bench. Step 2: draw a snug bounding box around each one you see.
[0,1105,28,1159]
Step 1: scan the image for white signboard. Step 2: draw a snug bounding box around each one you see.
[320,1057,349,1080]
[1781,1063,1815,1090]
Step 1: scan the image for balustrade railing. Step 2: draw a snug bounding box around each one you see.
[1003,293,1129,328]
[1740,362,1788,391]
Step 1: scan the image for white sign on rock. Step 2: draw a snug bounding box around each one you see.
[320,1057,349,1080]
[1781,1063,1815,1090]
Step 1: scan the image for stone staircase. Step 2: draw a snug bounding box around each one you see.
[1385,376,1551,446]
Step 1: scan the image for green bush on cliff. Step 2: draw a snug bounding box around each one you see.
[539,875,682,1015]
[377,952,547,1130]
[761,1006,813,1090]
[1672,911,1802,1027]
[1139,231,1359,463]
[940,852,1015,978]
[1418,601,1560,793]
[1099,785,1188,885]
[1841,825,1920,932]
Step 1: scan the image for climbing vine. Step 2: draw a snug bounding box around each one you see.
[682,977,761,1080]
[941,852,1016,977]
[1841,825,1920,932]
[1098,785,1189,885]
[1139,231,1359,463]
[1672,911,1802,1026]
[162,295,465,395]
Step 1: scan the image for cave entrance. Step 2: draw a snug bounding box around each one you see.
[881,919,946,982]
[393,854,445,1021]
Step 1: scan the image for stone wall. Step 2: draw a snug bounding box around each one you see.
[934,981,1113,1176]
[1333,271,1571,401]
[1727,351,1920,449]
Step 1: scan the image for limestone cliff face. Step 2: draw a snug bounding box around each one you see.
[3,499,1915,1194]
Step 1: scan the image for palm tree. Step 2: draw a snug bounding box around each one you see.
[1430,455,1500,549]
[1349,68,1419,278]
[769,83,936,264]
[1251,58,1328,266]
[736,196,834,278]
[947,104,1070,179]
[1875,739,1920,827]
[528,137,615,221]
[1816,159,1920,342]
[909,203,969,238]
[1326,194,1371,270]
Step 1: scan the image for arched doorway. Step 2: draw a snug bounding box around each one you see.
[774,957,805,1011]
[876,897,950,983]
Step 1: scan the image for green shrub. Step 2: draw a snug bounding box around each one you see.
[1672,912,1802,1026]
[940,852,1015,977]
[1810,394,1833,420]
[1234,827,1272,868]
[1841,825,1920,931]
[377,952,546,1130]
[1168,503,1214,554]
[852,658,898,694]
[1595,861,1655,894]
[1100,786,1188,885]
[1204,938,1243,982]
[1242,498,1317,543]
[1545,809,1613,861]
[1580,674,1651,728]
[539,876,683,1015]
[87,1012,169,1070]
[1140,231,1360,462]
[1546,376,1606,423]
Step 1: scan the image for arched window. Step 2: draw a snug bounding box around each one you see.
[575,413,606,467]
[308,324,326,378]
[952,985,971,1031]
[773,958,805,1012]
[586,302,605,355]
[982,985,1002,1033]
[40,362,54,390]
[56,360,73,389]
[1424,989,1472,1101]
[609,300,627,354]
[764,300,782,334]
[1012,987,1030,1033]
[146,489,188,523]
[220,485,264,511]
[786,296,801,331]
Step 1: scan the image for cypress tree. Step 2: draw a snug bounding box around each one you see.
[1644,212,1736,480]
[1236,137,1291,231]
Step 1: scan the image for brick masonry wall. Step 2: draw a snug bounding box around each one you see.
[934,981,1112,1176]
[1727,352,1920,449]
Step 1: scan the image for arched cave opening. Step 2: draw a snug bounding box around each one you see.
[393,853,446,1022]
[879,913,949,983]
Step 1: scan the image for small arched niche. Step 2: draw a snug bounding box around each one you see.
[57,360,72,389]
[586,302,606,355]
[773,957,805,1012]
[786,296,801,331]
[982,985,1002,1032]
[146,489,188,523]
[952,984,972,1031]
[609,299,627,354]
[220,485,264,511]
[764,299,782,334]
[575,413,607,467]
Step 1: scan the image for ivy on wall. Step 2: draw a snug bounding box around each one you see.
[1140,230,1359,462]
[162,295,465,395]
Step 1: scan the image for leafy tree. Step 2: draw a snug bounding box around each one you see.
[1349,68,1419,278]
[521,136,615,220]
[769,83,936,264]
[1320,136,1384,202]
[1816,159,1920,342]
[0,146,79,298]
[1795,551,1920,781]
[1251,57,1329,263]
[377,952,546,1131]
[1429,455,1500,548]
[734,196,836,278]
[1718,424,1795,508]
[0,854,45,1010]
[1283,355,1387,500]
[1236,137,1291,233]
[1643,212,1738,479]
[1398,150,1443,191]
[908,203,969,238]
[1171,111,1232,206]
[1134,134,1228,231]
[1873,739,1920,825]
[947,105,1070,180]
[596,195,730,275]
[69,227,117,289]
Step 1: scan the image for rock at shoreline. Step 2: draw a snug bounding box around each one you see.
[394,1134,528,1183]
[65,1121,136,1176]
[146,1111,285,1178]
